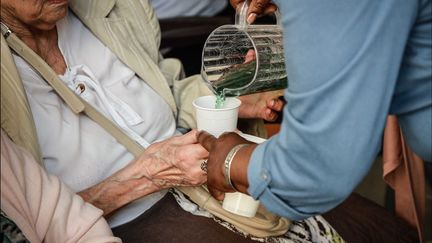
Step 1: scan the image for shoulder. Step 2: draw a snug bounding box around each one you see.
[70,0,161,59]
[70,0,160,34]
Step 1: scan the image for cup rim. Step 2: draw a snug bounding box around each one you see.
[193,95,241,111]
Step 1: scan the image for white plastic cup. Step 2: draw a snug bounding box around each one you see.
[193,95,260,217]
[193,95,241,138]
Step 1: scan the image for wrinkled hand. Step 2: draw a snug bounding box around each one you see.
[238,89,285,121]
[78,130,208,216]
[134,130,208,189]
[230,0,278,24]
[197,131,255,201]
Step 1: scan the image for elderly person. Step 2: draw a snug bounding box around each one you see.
[0,0,285,242]
[200,0,431,234]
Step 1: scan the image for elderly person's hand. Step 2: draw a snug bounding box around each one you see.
[79,130,208,215]
[136,129,208,188]
[197,131,257,201]
[230,0,278,24]
[238,89,285,122]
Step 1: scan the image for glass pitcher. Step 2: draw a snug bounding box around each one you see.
[201,0,287,97]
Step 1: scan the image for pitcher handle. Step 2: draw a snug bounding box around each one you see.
[235,0,282,28]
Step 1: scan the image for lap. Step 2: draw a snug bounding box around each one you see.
[112,193,258,243]
[112,192,418,243]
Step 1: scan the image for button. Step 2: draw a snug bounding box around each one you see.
[76,83,85,94]
[260,171,268,181]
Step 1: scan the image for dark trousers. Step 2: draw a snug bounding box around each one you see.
[112,193,258,243]
[112,192,419,243]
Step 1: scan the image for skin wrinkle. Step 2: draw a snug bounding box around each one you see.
[1,0,68,74]
[82,171,160,215]
[144,140,205,186]
[131,141,204,189]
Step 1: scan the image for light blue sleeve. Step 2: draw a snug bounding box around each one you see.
[247,0,429,220]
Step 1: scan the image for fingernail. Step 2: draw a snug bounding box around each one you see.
[247,13,257,24]
[266,109,271,115]
[269,99,275,107]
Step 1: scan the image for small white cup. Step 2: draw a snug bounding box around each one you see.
[193,95,260,217]
[193,95,241,137]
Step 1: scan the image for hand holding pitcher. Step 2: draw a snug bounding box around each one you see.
[201,0,287,97]
[230,0,278,24]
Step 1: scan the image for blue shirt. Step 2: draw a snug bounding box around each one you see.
[248,0,431,220]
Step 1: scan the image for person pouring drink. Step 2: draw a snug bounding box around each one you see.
[199,0,431,223]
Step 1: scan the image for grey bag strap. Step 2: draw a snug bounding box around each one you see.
[1,23,144,157]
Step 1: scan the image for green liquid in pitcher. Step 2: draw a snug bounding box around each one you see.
[212,61,256,96]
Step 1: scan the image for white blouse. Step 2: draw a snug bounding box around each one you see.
[13,12,176,227]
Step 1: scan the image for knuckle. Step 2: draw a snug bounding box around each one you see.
[253,0,267,10]
[255,1,265,9]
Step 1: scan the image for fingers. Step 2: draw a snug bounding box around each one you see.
[184,143,209,157]
[196,130,217,151]
[246,13,257,25]
[229,0,243,9]
[248,0,278,24]
[261,3,278,16]
[168,130,199,147]
[230,0,277,24]
[209,187,225,201]
[264,108,278,122]
[268,97,284,112]
[181,129,200,143]
[244,49,256,63]
[180,143,209,164]
[248,0,269,15]
[264,97,285,121]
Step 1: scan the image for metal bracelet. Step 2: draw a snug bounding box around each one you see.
[224,144,248,191]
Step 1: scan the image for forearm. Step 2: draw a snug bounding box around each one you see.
[230,144,257,193]
[78,163,160,216]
